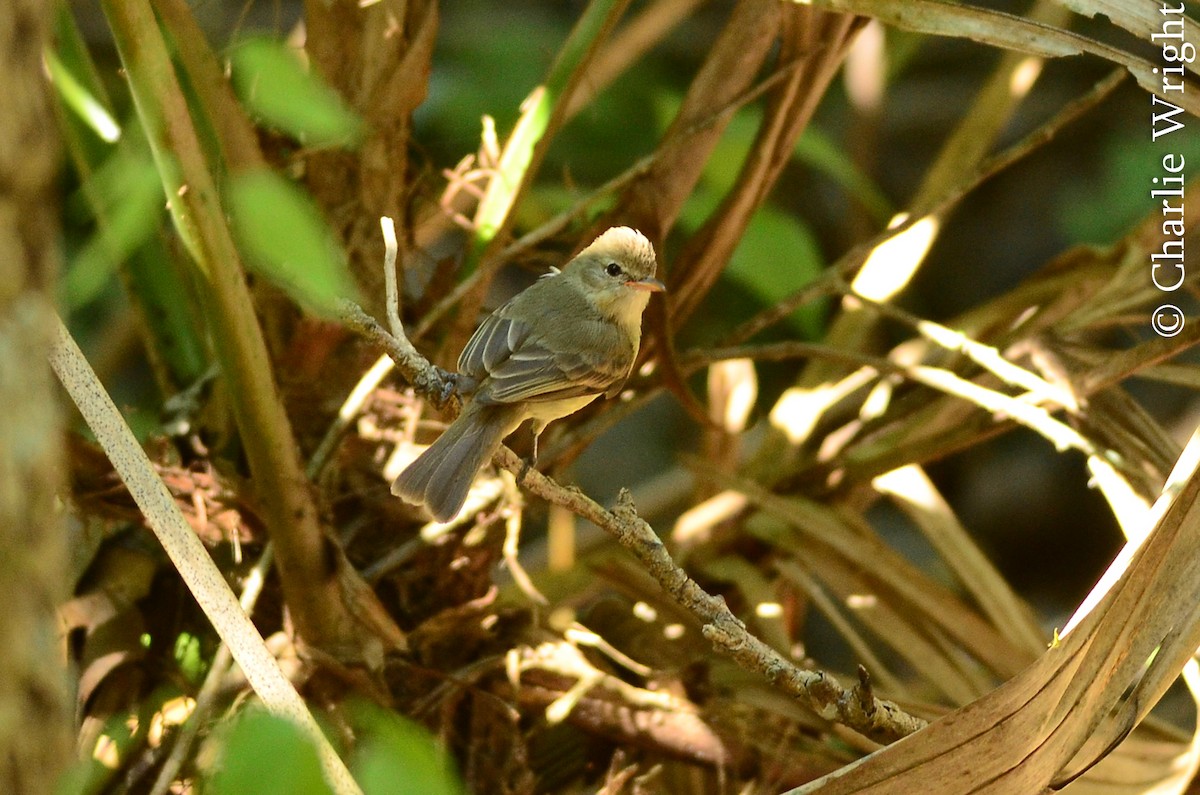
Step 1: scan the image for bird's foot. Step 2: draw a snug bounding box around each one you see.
[434,370,476,408]
[516,456,533,486]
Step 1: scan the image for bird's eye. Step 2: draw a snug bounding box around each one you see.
[605,262,623,277]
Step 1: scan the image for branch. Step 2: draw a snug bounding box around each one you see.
[101,0,380,656]
[49,314,361,795]
[515,474,928,744]
[349,219,928,744]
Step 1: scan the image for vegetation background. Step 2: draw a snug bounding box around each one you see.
[4,0,1200,792]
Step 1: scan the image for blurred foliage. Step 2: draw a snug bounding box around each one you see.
[229,37,365,148]
[205,704,463,795]
[1060,122,1200,245]
[228,169,362,316]
[48,0,1200,793]
[347,702,465,795]
[207,709,328,795]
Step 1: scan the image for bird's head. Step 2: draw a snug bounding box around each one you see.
[562,227,664,324]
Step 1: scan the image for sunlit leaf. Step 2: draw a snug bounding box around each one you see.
[227,169,360,317]
[45,49,120,143]
[173,632,207,684]
[229,37,363,148]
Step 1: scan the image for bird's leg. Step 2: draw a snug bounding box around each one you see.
[516,425,543,487]
[529,426,541,468]
[435,370,477,409]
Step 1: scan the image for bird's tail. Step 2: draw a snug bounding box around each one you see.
[391,403,521,522]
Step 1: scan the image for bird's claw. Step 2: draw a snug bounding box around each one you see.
[516,457,533,486]
[437,371,458,405]
[433,369,476,408]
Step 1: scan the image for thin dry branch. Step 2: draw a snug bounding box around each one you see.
[343,221,929,744]
[49,314,362,795]
[667,8,863,329]
[101,0,391,660]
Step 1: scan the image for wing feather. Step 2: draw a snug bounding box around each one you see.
[456,294,633,406]
[457,314,527,379]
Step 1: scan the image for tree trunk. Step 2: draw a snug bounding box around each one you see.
[0,0,72,790]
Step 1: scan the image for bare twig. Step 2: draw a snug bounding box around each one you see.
[149,346,401,795]
[339,300,457,408]
[350,218,928,743]
[102,0,380,656]
[49,314,361,795]
[521,478,928,743]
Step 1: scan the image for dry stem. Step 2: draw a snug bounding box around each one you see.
[340,220,930,744]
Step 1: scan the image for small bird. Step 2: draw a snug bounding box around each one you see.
[391,227,664,522]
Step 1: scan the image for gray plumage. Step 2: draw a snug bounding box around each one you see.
[391,227,662,522]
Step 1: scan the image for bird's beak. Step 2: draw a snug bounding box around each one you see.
[626,277,666,292]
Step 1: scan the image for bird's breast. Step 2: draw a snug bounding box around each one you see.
[525,394,600,425]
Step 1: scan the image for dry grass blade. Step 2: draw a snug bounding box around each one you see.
[789,430,1200,794]
[667,8,864,329]
[726,66,1124,350]
[786,2,1076,412]
[1052,0,1200,74]
[872,465,1045,657]
[736,77,1127,471]
[773,561,909,698]
[909,0,1070,211]
[777,550,999,705]
[852,291,1081,411]
[799,0,1200,114]
[713,472,1029,682]
[790,173,1199,490]
[596,0,784,242]
[1073,388,1179,497]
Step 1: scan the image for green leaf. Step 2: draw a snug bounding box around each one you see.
[229,38,363,148]
[227,169,360,317]
[349,701,464,795]
[724,206,827,339]
[209,709,328,795]
[64,148,164,310]
[173,632,207,684]
[45,48,121,143]
[794,128,894,224]
[1059,127,1200,245]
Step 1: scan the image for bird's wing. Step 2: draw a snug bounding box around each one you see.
[457,311,630,406]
